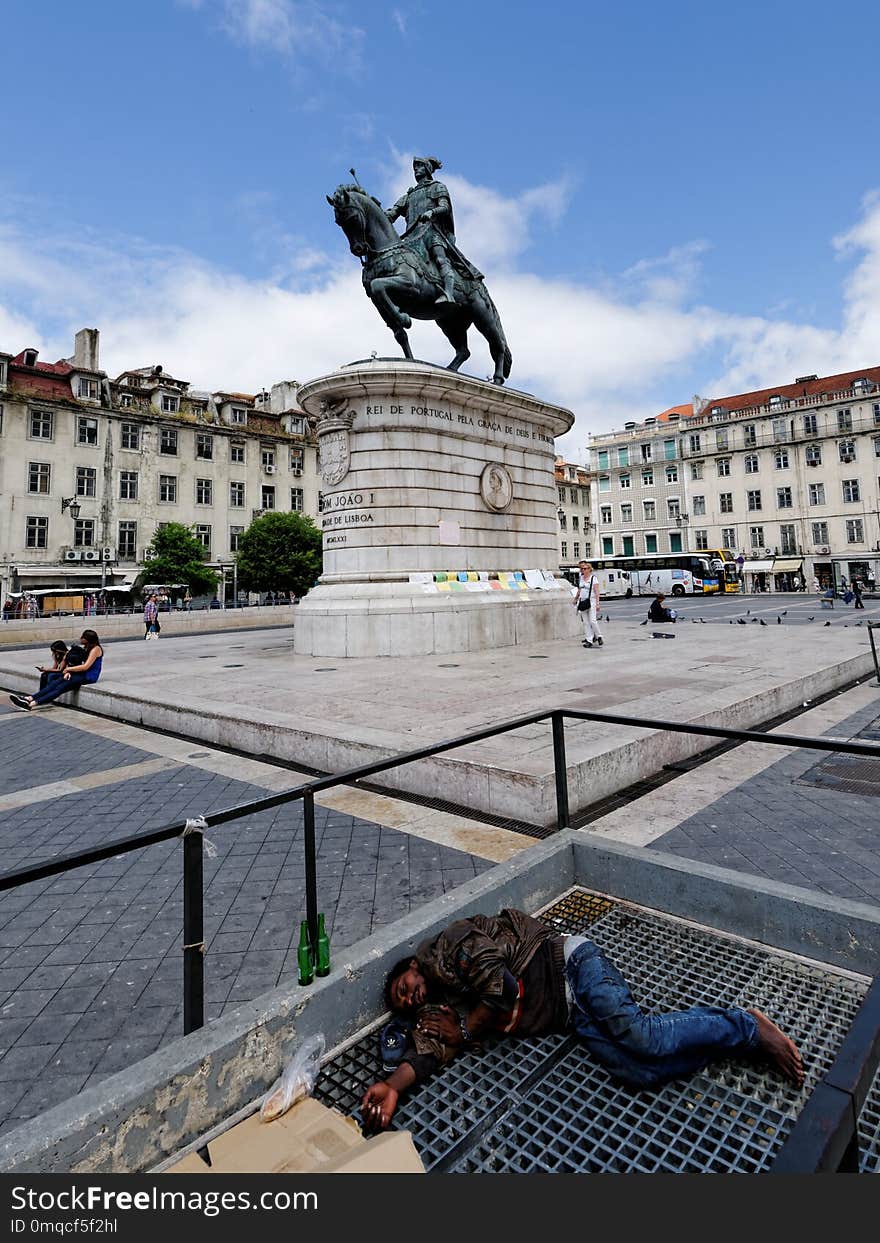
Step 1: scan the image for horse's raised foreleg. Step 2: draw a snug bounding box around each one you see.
[369,277,412,332]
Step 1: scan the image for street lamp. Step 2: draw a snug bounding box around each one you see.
[61,497,82,520]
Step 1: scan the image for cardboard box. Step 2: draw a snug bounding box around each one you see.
[164,1098,424,1175]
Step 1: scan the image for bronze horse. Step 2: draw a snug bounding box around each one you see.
[327,183,512,385]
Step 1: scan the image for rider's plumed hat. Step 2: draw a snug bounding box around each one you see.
[414,155,442,173]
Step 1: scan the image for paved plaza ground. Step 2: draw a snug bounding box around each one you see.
[0,593,879,1141]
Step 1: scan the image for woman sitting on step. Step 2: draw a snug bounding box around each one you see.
[10,630,104,711]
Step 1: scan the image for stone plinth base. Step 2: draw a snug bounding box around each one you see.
[292,580,580,657]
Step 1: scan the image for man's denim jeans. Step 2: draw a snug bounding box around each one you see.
[565,940,759,1090]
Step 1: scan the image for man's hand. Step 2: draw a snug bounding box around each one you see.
[416,1005,464,1046]
[418,209,434,223]
[362,1081,399,1130]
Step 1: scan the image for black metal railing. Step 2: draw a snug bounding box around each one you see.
[1,703,879,1169]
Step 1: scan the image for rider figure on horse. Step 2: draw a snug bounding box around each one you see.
[385,156,483,308]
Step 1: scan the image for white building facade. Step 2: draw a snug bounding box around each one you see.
[0,330,320,609]
[554,458,592,571]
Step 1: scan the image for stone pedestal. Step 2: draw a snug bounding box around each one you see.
[294,360,579,657]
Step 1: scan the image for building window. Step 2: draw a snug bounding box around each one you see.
[750,526,765,549]
[159,474,177,503]
[619,473,631,489]
[580,488,589,507]
[74,518,95,547]
[597,449,609,470]
[692,495,706,516]
[667,498,680,519]
[196,433,214,459]
[30,409,54,440]
[774,449,789,469]
[28,462,50,494]
[600,505,612,524]
[812,522,829,545]
[121,422,140,450]
[808,482,825,505]
[842,479,861,503]
[837,408,853,432]
[772,417,788,442]
[743,425,757,447]
[747,490,762,511]
[690,461,703,481]
[715,430,729,451]
[76,466,96,497]
[26,516,48,549]
[560,541,568,559]
[262,485,276,510]
[161,394,180,414]
[874,403,880,426]
[640,443,652,462]
[768,395,782,408]
[119,393,133,409]
[620,503,632,523]
[846,519,864,544]
[689,434,701,453]
[662,439,675,461]
[573,542,580,559]
[118,521,137,559]
[614,446,627,468]
[229,440,245,464]
[717,458,731,477]
[839,439,856,463]
[694,530,708,550]
[230,406,248,425]
[569,487,578,504]
[291,488,304,512]
[720,492,733,514]
[558,512,567,530]
[572,515,580,532]
[744,454,759,473]
[160,427,178,455]
[194,523,212,552]
[805,443,822,466]
[776,486,793,508]
[665,465,678,483]
[230,481,245,507]
[261,446,276,470]
[721,528,736,550]
[780,524,797,554]
[290,447,304,472]
[602,537,614,555]
[558,487,567,505]
[77,417,99,446]
[119,470,139,501]
[643,500,656,521]
[230,525,245,552]
[803,413,818,436]
[596,475,609,493]
[874,438,880,459]
[641,468,654,486]
[193,477,212,505]
[77,377,99,400]
[645,533,658,554]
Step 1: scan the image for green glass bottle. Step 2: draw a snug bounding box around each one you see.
[315,913,331,977]
[297,920,314,986]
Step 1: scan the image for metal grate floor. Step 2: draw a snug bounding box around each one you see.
[314,888,880,1173]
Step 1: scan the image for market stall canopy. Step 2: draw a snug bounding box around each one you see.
[773,559,803,573]
[741,559,774,574]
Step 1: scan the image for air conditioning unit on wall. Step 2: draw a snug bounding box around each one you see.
[63,549,82,562]
[816,546,831,555]
[81,549,101,562]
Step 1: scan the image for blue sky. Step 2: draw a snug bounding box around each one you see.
[2,0,879,454]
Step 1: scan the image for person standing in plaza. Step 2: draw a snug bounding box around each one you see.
[143,593,160,639]
[852,579,865,610]
[573,560,603,649]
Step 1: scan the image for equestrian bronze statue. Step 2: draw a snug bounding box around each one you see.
[328,156,512,385]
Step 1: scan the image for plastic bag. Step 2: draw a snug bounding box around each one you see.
[260,1033,325,1123]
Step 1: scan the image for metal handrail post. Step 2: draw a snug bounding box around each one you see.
[551,711,570,831]
[868,622,880,687]
[303,789,319,951]
[182,831,205,1034]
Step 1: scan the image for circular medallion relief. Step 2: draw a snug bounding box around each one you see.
[480,463,513,512]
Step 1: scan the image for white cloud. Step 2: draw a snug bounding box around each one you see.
[2,177,880,462]
[182,0,364,70]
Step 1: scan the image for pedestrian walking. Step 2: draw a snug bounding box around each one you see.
[143,594,161,639]
[573,560,603,649]
[853,580,865,610]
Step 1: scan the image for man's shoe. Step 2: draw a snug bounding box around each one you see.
[583,641,594,649]
[595,638,604,646]
[10,694,31,711]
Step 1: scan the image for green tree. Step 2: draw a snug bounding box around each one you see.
[140,523,218,597]
[236,510,322,597]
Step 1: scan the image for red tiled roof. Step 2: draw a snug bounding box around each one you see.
[702,365,880,415]
[657,403,694,422]
[10,350,72,375]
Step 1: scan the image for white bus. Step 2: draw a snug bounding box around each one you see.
[564,553,724,599]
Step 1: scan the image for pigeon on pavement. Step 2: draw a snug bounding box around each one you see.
[760,619,767,626]
[777,616,782,624]
[737,618,747,625]
[640,619,648,626]
[824,621,831,627]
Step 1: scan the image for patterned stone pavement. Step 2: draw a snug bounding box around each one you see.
[0,701,495,1135]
